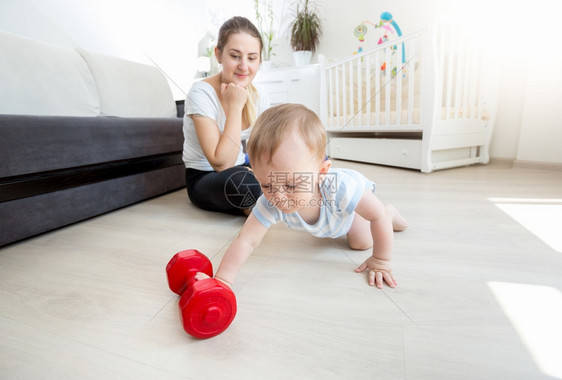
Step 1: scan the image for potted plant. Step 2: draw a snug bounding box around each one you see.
[254,0,275,69]
[289,0,322,66]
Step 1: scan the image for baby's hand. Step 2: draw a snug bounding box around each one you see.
[194,272,211,281]
[194,272,233,289]
[355,257,397,288]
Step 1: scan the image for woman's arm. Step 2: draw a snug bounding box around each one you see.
[193,82,248,172]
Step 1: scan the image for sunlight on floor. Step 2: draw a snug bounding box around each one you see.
[490,198,562,253]
[489,281,562,379]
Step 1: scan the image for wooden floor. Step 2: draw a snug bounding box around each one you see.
[1,160,561,379]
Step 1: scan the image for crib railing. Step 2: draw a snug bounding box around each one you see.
[422,23,498,170]
[323,23,498,173]
[322,30,425,132]
[433,24,491,123]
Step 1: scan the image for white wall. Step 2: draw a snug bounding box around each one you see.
[0,0,77,46]
[516,56,562,164]
[514,3,562,165]
[0,0,215,99]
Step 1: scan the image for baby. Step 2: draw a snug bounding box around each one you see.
[208,103,408,288]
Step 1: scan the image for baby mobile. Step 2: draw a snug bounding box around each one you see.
[353,12,406,77]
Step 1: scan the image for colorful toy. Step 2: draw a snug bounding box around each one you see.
[353,20,377,54]
[166,249,237,339]
[380,12,405,64]
[353,12,406,75]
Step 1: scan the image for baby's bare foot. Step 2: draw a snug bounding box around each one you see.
[387,204,409,231]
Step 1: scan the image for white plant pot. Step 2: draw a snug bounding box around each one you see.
[293,51,312,67]
[261,60,274,70]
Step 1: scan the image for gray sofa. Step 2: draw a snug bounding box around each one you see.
[0,30,186,246]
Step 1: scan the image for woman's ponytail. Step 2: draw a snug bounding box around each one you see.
[244,83,258,127]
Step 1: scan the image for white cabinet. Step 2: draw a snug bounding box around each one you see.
[253,64,321,116]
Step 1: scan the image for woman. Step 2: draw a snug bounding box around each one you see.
[182,16,269,215]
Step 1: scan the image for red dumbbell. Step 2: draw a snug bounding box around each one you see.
[166,249,237,339]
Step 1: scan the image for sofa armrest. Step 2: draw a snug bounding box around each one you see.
[176,100,185,118]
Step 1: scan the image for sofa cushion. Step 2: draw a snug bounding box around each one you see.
[0,30,100,116]
[76,49,177,118]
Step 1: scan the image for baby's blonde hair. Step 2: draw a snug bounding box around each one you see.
[247,103,326,167]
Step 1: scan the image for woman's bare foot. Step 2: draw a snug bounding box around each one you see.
[387,204,409,232]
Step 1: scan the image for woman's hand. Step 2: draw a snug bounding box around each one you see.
[221,82,248,114]
[193,81,248,171]
[355,256,397,288]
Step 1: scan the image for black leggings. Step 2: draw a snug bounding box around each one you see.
[185,165,262,215]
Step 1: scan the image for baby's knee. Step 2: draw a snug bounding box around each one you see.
[348,239,372,251]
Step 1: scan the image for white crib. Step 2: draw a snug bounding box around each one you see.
[321,24,498,172]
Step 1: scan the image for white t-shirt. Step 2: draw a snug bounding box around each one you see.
[252,168,376,238]
[182,81,270,171]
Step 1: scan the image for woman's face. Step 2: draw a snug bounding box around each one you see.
[216,32,261,87]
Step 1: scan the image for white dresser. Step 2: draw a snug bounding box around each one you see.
[253,64,321,116]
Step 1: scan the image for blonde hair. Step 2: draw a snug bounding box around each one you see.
[216,16,262,127]
[247,104,326,166]
[245,84,258,126]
